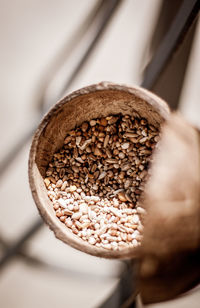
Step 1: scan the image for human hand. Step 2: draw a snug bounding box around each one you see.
[139,113,200,304]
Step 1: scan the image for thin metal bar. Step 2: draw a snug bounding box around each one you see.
[144,0,198,110]
[0,234,9,248]
[37,0,106,113]
[0,231,119,281]
[99,261,137,308]
[59,0,122,98]
[141,0,199,92]
[21,255,119,281]
[0,218,43,270]
[0,123,37,178]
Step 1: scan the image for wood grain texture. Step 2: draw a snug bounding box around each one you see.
[28,82,170,259]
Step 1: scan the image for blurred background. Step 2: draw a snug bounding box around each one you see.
[0,0,199,307]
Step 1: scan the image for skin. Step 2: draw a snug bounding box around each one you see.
[138,113,200,304]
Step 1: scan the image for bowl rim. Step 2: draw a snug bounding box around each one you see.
[28,81,170,259]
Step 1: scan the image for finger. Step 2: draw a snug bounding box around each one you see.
[142,113,200,256]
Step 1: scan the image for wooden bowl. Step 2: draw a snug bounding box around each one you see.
[28,82,170,259]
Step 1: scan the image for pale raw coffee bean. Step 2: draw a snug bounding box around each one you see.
[61,181,68,191]
[72,227,79,235]
[76,136,82,146]
[72,212,81,220]
[132,239,138,247]
[56,179,63,188]
[121,142,129,150]
[118,152,125,159]
[137,206,146,215]
[69,185,77,192]
[132,214,139,224]
[60,216,66,222]
[53,203,59,210]
[65,198,74,204]
[68,204,74,211]
[73,204,80,212]
[56,210,62,218]
[79,203,88,214]
[103,244,112,250]
[110,229,117,236]
[88,237,96,245]
[94,223,100,230]
[79,215,89,223]
[63,209,73,216]
[65,218,73,228]
[57,198,66,208]
[111,242,118,249]
[137,224,144,232]
[127,234,132,242]
[121,233,127,241]
[75,221,83,230]
[82,222,90,229]
[131,231,139,239]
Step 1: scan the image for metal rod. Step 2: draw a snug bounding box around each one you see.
[0,123,37,178]
[141,0,199,91]
[0,218,43,270]
[36,0,106,113]
[59,0,122,98]
[20,255,119,281]
[99,261,137,308]
[0,229,119,281]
